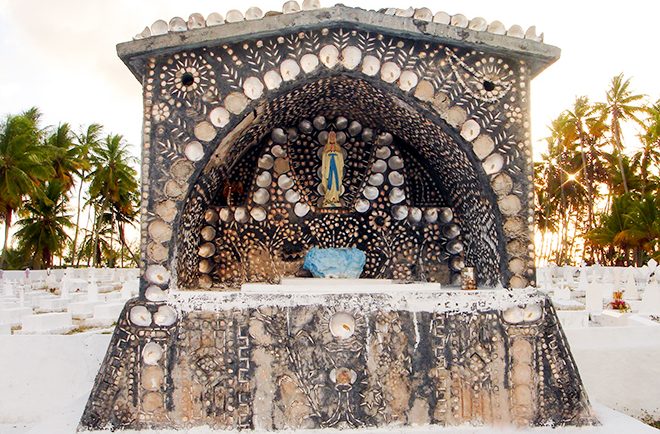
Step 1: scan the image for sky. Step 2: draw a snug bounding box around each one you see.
[1,0,658,161]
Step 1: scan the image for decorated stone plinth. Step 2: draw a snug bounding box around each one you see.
[79,2,596,432]
[80,287,595,430]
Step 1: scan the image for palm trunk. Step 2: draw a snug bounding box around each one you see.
[71,173,86,265]
[612,116,629,194]
[1,210,12,268]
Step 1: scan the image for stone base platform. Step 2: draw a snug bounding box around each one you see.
[80,286,596,431]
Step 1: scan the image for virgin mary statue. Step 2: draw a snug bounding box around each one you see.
[321,131,344,208]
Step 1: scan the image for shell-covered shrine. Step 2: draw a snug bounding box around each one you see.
[80,3,597,432]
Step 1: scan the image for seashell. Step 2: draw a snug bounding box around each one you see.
[408,207,422,223]
[206,12,224,26]
[510,276,528,288]
[204,209,219,224]
[134,26,151,40]
[209,107,230,128]
[224,92,249,114]
[361,128,374,142]
[388,155,404,170]
[392,205,408,220]
[319,45,339,68]
[285,189,300,203]
[201,226,216,241]
[439,207,453,223]
[280,59,300,81]
[355,199,370,213]
[483,153,504,175]
[302,0,321,10]
[145,285,167,302]
[507,24,524,38]
[445,106,467,128]
[371,159,387,173]
[153,306,177,327]
[250,206,267,221]
[256,171,272,188]
[450,256,465,271]
[148,220,171,243]
[282,0,301,13]
[368,173,384,186]
[414,80,434,101]
[395,7,414,17]
[198,242,216,258]
[245,7,263,20]
[361,55,381,76]
[264,70,282,90]
[243,76,264,100]
[399,70,418,92]
[318,131,328,145]
[384,8,396,15]
[329,312,355,339]
[377,132,393,147]
[335,116,348,130]
[142,365,164,391]
[468,17,488,32]
[234,207,249,223]
[502,306,524,324]
[294,202,310,217]
[145,264,170,285]
[142,392,162,412]
[446,239,464,254]
[424,208,438,223]
[142,342,164,365]
[313,116,326,130]
[219,208,232,222]
[278,174,294,190]
[389,187,406,204]
[299,119,313,133]
[509,258,525,275]
[151,20,168,36]
[498,194,522,216]
[487,20,506,35]
[225,9,244,23]
[348,121,362,136]
[194,121,216,142]
[363,186,379,200]
[460,119,481,142]
[492,173,513,196]
[271,144,286,158]
[450,14,468,28]
[300,53,319,73]
[341,46,362,70]
[380,62,401,83]
[199,259,213,274]
[413,8,433,22]
[187,13,205,29]
[523,304,542,322]
[525,25,542,42]
[443,223,461,239]
[184,141,204,161]
[375,146,390,160]
[271,128,288,144]
[168,17,187,32]
[253,188,270,205]
[473,135,495,160]
[335,131,347,145]
[130,305,152,327]
[258,154,274,169]
[388,171,404,186]
[433,11,451,24]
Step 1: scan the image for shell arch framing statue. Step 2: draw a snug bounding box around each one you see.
[321,131,344,208]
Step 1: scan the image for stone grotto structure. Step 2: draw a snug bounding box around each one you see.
[80,3,597,431]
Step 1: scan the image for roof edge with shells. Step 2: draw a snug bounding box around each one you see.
[118,1,560,80]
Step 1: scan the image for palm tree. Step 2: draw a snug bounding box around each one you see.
[0,108,54,264]
[70,124,102,263]
[622,194,660,264]
[599,74,647,193]
[45,123,88,191]
[635,101,660,194]
[14,182,72,269]
[88,134,140,266]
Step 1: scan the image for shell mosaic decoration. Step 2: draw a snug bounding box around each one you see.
[80,3,597,432]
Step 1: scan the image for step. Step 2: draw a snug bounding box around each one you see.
[0,307,33,326]
[20,312,74,334]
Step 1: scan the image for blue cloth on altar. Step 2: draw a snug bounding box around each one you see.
[303,247,366,278]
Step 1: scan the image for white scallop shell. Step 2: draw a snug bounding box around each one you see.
[392,205,408,220]
[154,305,177,327]
[250,206,267,221]
[294,202,310,217]
[433,11,451,24]
[142,342,164,365]
[198,242,216,258]
[130,305,152,327]
[389,187,406,204]
[264,70,283,90]
[460,119,481,142]
[258,154,274,169]
[271,144,286,158]
[363,186,379,200]
[253,188,270,205]
[245,7,263,20]
[368,173,384,186]
[193,121,216,142]
[483,153,504,175]
[424,208,438,223]
[361,55,381,76]
[280,59,301,81]
[145,265,170,285]
[341,46,362,70]
[380,62,401,83]
[243,76,264,100]
[446,239,464,254]
[145,285,167,302]
[487,20,506,35]
[168,17,187,32]
[187,13,205,29]
[285,189,300,203]
[300,53,319,73]
[206,12,224,26]
[151,20,168,36]
[184,141,204,161]
[278,174,294,190]
[201,226,216,241]
[282,0,301,13]
[271,128,288,144]
[372,160,387,173]
[523,304,543,322]
[399,70,419,92]
[234,207,249,223]
[319,45,339,68]
[225,9,244,23]
[439,207,454,223]
[355,199,370,213]
[209,107,230,128]
[408,207,422,223]
[388,156,404,170]
[302,0,321,9]
[219,207,233,222]
[388,171,404,186]
[329,312,355,339]
[256,171,272,188]
[443,223,461,239]
[375,146,391,159]
[503,306,524,324]
[450,14,468,28]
